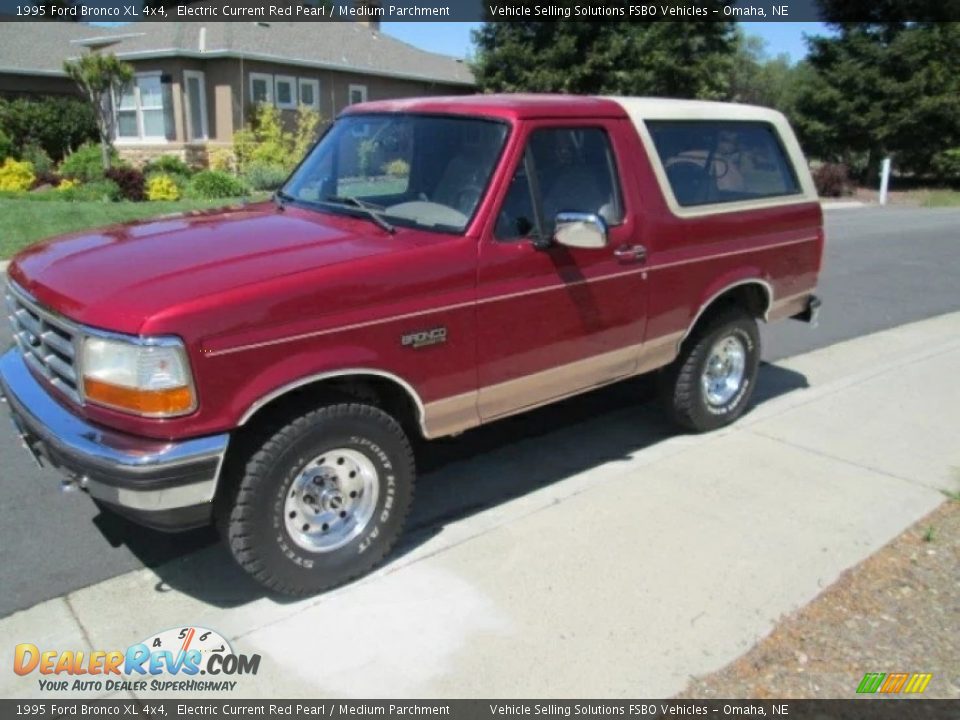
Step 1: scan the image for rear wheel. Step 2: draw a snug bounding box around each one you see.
[660,307,760,432]
[223,402,415,596]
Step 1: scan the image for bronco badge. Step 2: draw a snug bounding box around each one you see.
[401,327,447,349]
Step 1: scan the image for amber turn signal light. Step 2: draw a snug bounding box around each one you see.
[83,378,195,417]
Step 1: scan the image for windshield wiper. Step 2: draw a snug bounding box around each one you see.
[273,189,295,212]
[324,195,396,234]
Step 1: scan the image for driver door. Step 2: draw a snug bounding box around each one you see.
[476,120,648,421]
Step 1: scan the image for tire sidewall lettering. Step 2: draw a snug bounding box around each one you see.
[701,325,757,418]
[270,433,398,566]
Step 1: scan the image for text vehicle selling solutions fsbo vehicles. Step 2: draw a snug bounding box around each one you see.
[1,95,823,594]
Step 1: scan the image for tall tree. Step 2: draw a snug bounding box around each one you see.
[728,29,799,112]
[63,53,134,171]
[471,20,737,100]
[794,22,960,177]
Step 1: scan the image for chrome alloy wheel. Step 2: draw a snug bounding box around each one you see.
[283,448,379,553]
[701,335,747,407]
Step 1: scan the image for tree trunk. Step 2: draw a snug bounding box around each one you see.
[100,136,111,172]
[96,91,113,171]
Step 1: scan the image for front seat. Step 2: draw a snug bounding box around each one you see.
[433,151,487,215]
[541,166,615,226]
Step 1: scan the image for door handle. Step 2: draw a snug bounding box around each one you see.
[613,244,647,263]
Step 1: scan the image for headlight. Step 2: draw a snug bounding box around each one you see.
[80,336,197,417]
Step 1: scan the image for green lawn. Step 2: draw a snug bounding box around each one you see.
[917,189,960,208]
[0,198,250,260]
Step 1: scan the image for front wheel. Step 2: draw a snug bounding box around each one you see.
[223,403,415,596]
[659,307,760,433]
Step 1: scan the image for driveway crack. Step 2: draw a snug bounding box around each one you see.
[747,428,937,492]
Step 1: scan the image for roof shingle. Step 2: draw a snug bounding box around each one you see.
[0,21,474,86]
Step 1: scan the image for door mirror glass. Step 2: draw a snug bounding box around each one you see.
[553,212,608,249]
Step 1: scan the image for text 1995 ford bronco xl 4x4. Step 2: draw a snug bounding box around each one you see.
[1,95,822,594]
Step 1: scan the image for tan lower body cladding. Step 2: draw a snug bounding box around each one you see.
[421,331,683,439]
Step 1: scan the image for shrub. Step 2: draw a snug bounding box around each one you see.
[57,178,79,192]
[0,96,98,162]
[812,162,850,197]
[32,170,63,189]
[143,155,191,179]
[0,128,12,160]
[293,105,321,162]
[234,103,323,172]
[243,162,288,191]
[208,147,235,173]
[105,166,146,202]
[382,158,410,178]
[146,174,181,201]
[58,179,121,202]
[234,103,292,170]
[21,143,54,175]
[931,148,960,183]
[187,170,248,199]
[60,142,119,182]
[0,158,35,192]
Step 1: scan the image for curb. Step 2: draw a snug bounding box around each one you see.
[821,201,866,210]
[0,260,7,274]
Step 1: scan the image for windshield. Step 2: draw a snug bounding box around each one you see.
[282,113,509,233]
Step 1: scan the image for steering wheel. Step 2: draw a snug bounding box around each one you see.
[710,157,730,180]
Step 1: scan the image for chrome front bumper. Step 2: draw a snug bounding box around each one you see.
[0,349,229,531]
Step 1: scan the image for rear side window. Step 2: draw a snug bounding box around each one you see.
[646,121,800,207]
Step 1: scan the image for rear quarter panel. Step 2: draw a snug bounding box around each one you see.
[615,105,823,349]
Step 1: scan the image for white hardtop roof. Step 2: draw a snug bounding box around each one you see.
[604,97,788,123]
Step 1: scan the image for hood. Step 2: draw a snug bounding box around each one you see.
[8,203,402,334]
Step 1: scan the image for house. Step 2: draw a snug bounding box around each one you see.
[0,19,475,164]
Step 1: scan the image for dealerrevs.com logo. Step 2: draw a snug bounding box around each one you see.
[14,626,261,693]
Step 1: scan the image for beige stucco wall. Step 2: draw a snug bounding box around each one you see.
[84,56,470,166]
[222,57,471,134]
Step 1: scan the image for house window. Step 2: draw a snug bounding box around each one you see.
[115,72,168,142]
[249,72,273,106]
[275,75,296,110]
[183,70,208,141]
[348,84,368,105]
[298,78,319,110]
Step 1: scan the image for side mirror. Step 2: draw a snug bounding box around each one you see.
[553,212,609,250]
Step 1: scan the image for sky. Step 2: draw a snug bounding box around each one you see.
[382,21,831,64]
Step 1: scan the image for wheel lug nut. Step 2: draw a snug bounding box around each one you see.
[349,491,358,498]
[321,523,329,532]
[339,511,347,519]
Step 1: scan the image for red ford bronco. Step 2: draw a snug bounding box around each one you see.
[1,95,822,594]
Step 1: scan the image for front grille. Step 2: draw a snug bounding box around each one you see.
[5,282,81,404]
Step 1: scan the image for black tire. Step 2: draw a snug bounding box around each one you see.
[659,307,760,433]
[223,402,415,596]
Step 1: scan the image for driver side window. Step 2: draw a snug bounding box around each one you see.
[496,127,624,242]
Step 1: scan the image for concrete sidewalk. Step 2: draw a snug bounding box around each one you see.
[3,313,959,700]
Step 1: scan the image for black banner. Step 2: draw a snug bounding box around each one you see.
[4,700,960,720]
[1,0,960,23]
